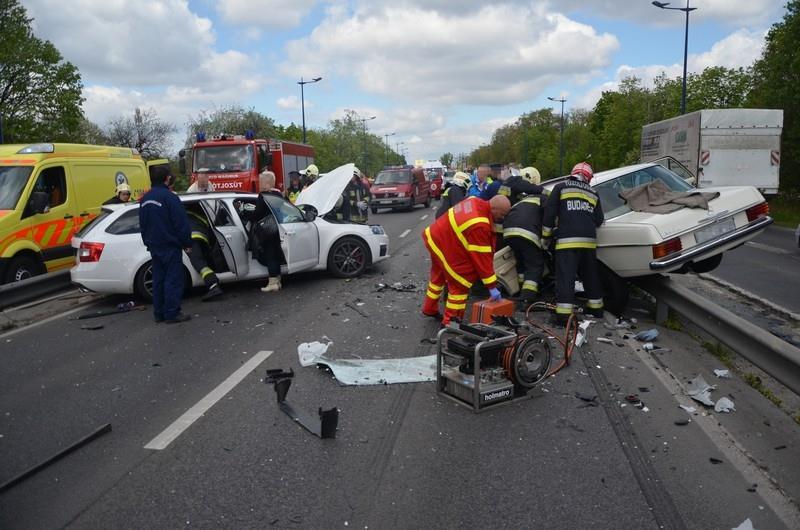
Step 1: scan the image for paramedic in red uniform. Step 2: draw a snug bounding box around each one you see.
[422,195,512,325]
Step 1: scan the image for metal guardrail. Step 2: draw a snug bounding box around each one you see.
[636,275,800,396]
[0,270,72,311]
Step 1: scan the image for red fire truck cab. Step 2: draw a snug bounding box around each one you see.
[179,132,315,193]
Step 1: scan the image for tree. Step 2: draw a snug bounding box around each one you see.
[185,104,278,146]
[106,107,177,159]
[749,0,800,190]
[0,0,84,143]
[440,152,454,167]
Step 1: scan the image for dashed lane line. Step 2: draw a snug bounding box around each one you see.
[144,350,273,450]
[399,229,411,239]
[420,214,429,221]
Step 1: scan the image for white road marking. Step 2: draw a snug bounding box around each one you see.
[399,229,411,239]
[744,241,792,255]
[144,350,273,450]
[420,214,429,221]
[0,301,99,339]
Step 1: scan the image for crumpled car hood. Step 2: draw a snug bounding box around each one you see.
[294,163,355,216]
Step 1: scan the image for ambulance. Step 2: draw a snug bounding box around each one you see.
[0,143,165,284]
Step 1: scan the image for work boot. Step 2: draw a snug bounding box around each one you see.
[202,283,224,301]
[165,313,191,324]
[261,276,281,292]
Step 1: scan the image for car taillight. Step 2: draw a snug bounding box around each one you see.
[745,202,769,222]
[79,242,105,262]
[652,237,682,259]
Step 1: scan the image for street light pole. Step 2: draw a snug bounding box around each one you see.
[396,141,405,164]
[384,132,395,165]
[297,76,322,143]
[652,1,697,115]
[355,115,376,173]
[548,96,566,176]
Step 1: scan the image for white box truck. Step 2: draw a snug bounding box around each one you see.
[640,109,783,195]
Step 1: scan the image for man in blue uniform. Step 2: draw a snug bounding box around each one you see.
[542,162,605,325]
[139,165,193,323]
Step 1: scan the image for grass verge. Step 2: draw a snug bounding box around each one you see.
[768,192,800,228]
[743,373,783,407]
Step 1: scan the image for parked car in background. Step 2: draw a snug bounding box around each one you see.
[369,166,431,213]
[534,161,772,314]
[71,164,389,300]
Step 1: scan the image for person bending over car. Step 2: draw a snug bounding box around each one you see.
[185,204,224,301]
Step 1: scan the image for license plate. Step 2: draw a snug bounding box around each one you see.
[379,199,394,204]
[695,217,735,244]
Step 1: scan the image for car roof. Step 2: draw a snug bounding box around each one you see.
[591,162,658,186]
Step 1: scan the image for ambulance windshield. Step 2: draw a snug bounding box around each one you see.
[0,166,34,210]
[193,145,254,173]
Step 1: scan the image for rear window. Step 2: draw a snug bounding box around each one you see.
[105,209,141,235]
[374,170,411,185]
[76,210,111,237]
[594,165,694,220]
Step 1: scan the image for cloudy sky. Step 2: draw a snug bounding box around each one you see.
[22,0,785,163]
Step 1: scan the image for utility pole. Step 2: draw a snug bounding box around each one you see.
[384,132,395,165]
[297,76,322,143]
[548,96,567,176]
[652,1,697,115]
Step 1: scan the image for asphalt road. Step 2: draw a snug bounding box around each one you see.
[710,224,800,314]
[1,202,798,529]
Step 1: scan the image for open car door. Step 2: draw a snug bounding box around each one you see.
[261,193,319,272]
[199,199,247,276]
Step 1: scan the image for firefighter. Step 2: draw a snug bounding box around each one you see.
[103,183,132,204]
[139,165,192,323]
[542,162,604,324]
[286,170,303,203]
[422,195,512,326]
[301,163,320,189]
[344,168,371,223]
[186,205,224,301]
[435,171,470,219]
[503,183,546,306]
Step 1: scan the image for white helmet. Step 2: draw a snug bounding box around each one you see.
[303,164,319,177]
[452,171,471,188]
[520,167,541,185]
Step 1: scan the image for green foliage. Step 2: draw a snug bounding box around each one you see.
[743,373,783,407]
[767,191,800,227]
[185,104,279,147]
[440,152,454,167]
[702,340,732,368]
[106,107,177,159]
[0,0,85,143]
[664,310,683,331]
[749,1,800,191]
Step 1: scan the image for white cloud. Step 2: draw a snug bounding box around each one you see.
[216,0,317,31]
[573,28,766,109]
[282,4,619,106]
[278,95,311,110]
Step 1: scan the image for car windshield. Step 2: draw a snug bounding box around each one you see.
[0,166,34,210]
[594,165,695,220]
[193,145,254,173]
[374,171,411,185]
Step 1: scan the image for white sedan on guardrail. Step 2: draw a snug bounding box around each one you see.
[70,164,389,300]
[540,160,772,314]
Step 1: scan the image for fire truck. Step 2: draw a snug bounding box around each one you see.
[179,132,315,193]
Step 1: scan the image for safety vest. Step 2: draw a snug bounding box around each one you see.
[542,177,604,250]
[423,197,497,289]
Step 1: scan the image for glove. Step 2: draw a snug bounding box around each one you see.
[488,287,502,301]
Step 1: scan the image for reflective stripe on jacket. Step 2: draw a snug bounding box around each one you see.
[542,177,604,250]
[503,195,544,248]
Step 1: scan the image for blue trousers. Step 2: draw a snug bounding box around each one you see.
[150,248,184,320]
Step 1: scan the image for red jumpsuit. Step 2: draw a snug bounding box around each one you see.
[422,197,498,325]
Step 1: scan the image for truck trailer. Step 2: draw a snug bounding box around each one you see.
[640,109,783,195]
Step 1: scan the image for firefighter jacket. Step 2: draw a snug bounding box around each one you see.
[139,183,191,252]
[495,175,543,206]
[287,185,302,204]
[542,177,604,250]
[435,183,466,219]
[187,209,212,246]
[503,195,544,248]
[423,197,497,289]
[346,179,371,222]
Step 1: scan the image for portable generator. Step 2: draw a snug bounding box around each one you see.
[436,319,552,412]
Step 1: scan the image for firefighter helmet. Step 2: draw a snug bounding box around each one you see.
[452,171,471,188]
[571,162,594,183]
[303,164,319,177]
[520,167,541,185]
[115,183,131,194]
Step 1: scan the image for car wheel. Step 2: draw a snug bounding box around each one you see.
[327,236,370,278]
[371,207,378,214]
[405,197,415,211]
[4,255,42,283]
[134,262,154,302]
[600,264,629,316]
[690,254,723,274]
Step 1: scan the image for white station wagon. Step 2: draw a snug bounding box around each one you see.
[71,164,390,300]
[542,160,772,313]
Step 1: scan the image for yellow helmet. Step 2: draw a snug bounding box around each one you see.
[304,164,319,177]
[452,171,471,188]
[115,183,131,194]
[520,167,541,185]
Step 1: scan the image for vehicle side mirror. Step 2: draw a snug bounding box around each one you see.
[304,210,317,222]
[30,191,49,214]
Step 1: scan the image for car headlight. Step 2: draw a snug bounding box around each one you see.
[370,225,385,235]
[397,192,406,198]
